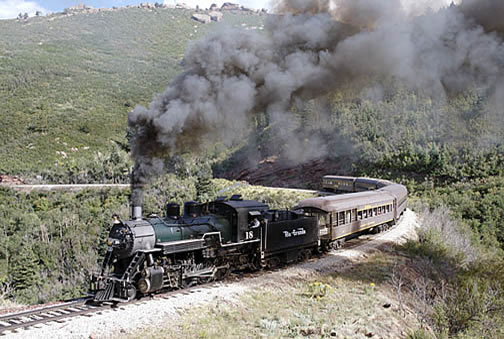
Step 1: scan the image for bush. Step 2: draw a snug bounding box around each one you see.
[402,204,504,337]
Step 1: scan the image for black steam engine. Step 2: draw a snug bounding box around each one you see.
[90,195,319,302]
[90,176,407,303]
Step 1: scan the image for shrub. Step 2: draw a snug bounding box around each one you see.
[402,204,504,337]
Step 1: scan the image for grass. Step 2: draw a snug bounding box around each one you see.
[127,251,422,339]
[0,8,264,175]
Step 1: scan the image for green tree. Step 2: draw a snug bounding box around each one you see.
[196,160,215,202]
[10,241,39,302]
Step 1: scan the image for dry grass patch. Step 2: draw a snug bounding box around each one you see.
[129,252,421,339]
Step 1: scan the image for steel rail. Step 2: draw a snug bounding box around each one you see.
[0,283,219,335]
[0,298,110,335]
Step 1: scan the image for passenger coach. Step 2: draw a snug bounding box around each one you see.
[296,176,407,249]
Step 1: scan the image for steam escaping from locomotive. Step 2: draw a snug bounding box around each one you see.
[128,0,504,187]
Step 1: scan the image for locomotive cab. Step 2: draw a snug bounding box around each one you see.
[208,196,269,242]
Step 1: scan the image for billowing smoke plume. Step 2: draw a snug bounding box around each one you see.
[129,0,504,202]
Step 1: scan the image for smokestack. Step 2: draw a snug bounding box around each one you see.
[131,169,144,220]
[132,206,142,220]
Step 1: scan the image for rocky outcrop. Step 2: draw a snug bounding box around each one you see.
[191,13,211,24]
[67,4,91,11]
[221,2,240,11]
[139,2,154,9]
[51,2,267,22]
[209,11,223,22]
[64,3,92,13]
[175,3,191,9]
[0,175,24,185]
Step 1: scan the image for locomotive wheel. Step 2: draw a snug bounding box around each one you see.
[297,249,311,262]
[127,285,137,301]
[317,242,330,254]
[267,257,281,269]
[330,239,344,250]
[249,259,260,271]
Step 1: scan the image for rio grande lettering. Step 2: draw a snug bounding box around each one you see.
[283,228,307,238]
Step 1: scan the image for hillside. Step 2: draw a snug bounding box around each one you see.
[0,7,264,175]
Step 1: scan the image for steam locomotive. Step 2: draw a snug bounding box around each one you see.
[89,176,407,303]
[90,195,319,302]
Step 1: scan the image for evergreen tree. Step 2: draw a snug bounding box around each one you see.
[10,241,39,300]
[196,160,215,202]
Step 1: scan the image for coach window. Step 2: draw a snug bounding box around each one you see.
[358,211,363,220]
[346,211,351,223]
[352,209,357,221]
[363,210,367,218]
[339,212,345,225]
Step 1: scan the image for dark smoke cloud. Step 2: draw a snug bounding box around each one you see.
[460,0,504,33]
[129,0,504,197]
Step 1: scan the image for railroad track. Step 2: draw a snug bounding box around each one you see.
[0,298,104,335]
[0,283,221,336]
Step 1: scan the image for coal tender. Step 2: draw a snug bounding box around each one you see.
[90,195,319,302]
